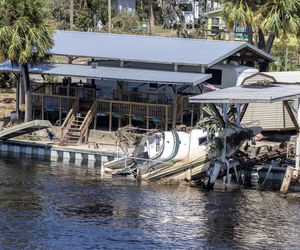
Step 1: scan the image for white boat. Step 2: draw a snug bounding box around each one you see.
[104,124,261,183]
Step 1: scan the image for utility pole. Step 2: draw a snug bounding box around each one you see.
[108,0,112,33]
[70,0,74,30]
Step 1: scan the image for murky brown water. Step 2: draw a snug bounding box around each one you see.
[0,154,300,249]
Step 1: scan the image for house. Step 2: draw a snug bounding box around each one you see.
[0,30,274,144]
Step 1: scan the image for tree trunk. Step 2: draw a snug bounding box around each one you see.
[264,33,275,54]
[70,0,74,30]
[148,0,155,35]
[21,63,32,122]
[258,28,265,49]
[16,76,20,120]
[172,0,186,29]
[284,45,289,71]
[246,23,253,45]
[19,75,25,105]
[258,33,275,72]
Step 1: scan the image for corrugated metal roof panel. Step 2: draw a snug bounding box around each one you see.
[265,71,300,83]
[189,84,300,104]
[47,30,275,67]
[0,61,211,85]
[241,72,300,85]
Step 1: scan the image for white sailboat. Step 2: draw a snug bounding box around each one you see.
[104,124,261,183]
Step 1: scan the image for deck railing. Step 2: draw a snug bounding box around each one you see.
[94,99,172,131]
[56,85,96,101]
[113,90,168,104]
[32,93,78,125]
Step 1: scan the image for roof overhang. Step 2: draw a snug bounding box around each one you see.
[46,30,276,68]
[189,83,300,104]
[0,61,211,86]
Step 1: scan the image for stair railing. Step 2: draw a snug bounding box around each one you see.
[78,100,97,144]
[60,99,79,142]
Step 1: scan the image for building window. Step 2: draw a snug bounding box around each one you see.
[211,17,220,34]
[211,17,220,26]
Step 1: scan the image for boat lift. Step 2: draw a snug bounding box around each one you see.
[190,82,300,192]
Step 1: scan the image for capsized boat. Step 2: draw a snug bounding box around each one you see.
[104,124,261,183]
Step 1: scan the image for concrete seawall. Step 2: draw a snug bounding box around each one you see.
[0,140,117,167]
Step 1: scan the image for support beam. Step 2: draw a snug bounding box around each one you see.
[172,64,178,129]
[240,103,249,122]
[208,161,222,189]
[236,104,241,125]
[283,100,300,132]
[67,56,73,97]
[296,98,300,171]
[222,103,230,184]
[280,166,293,193]
[209,104,225,128]
[172,85,178,129]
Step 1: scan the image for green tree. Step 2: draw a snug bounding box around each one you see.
[258,0,300,53]
[222,0,300,71]
[222,0,257,44]
[0,0,54,122]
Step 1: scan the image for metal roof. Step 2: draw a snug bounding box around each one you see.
[0,61,211,86]
[264,71,300,83]
[189,83,300,104]
[239,71,300,86]
[47,30,276,67]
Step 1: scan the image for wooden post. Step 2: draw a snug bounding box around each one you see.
[165,106,168,131]
[59,97,62,125]
[236,104,241,125]
[280,166,293,193]
[222,103,230,184]
[94,115,97,130]
[129,103,132,125]
[283,100,300,132]
[210,104,225,128]
[109,102,112,131]
[118,116,121,128]
[85,127,89,144]
[41,95,44,120]
[67,56,73,97]
[240,103,249,122]
[295,98,300,171]
[283,103,286,129]
[190,105,194,127]
[146,105,149,129]
[172,85,177,129]
[208,161,222,189]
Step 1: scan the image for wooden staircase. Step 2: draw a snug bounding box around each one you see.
[61,100,97,144]
[64,116,85,144]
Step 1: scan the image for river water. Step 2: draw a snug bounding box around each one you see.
[0,154,300,249]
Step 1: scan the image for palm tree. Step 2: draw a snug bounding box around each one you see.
[222,0,257,44]
[0,0,54,122]
[258,0,300,53]
[222,0,300,71]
